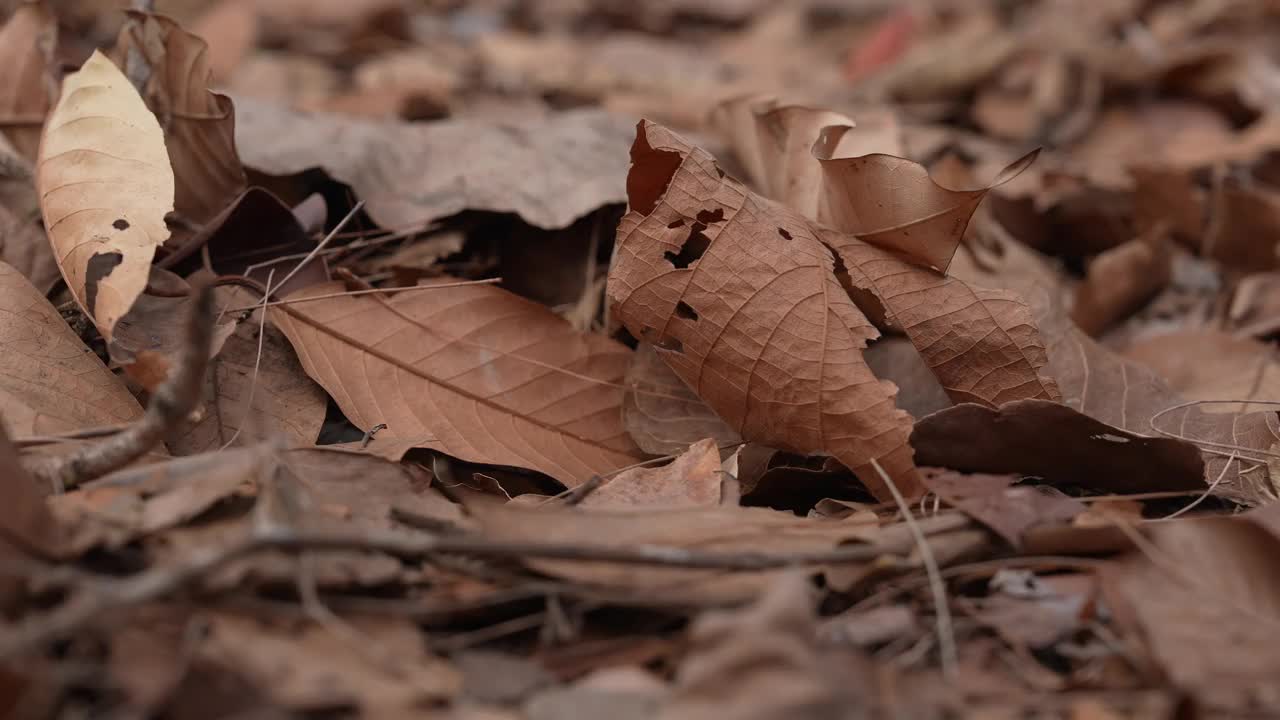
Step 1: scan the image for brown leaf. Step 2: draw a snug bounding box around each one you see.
[1124,329,1280,414]
[580,438,723,510]
[169,291,326,454]
[912,399,1206,496]
[234,97,634,230]
[0,261,142,437]
[1070,231,1172,336]
[114,13,248,249]
[966,570,1096,649]
[0,421,62,607]
[658,573,866,720]
[920,468,1084,547]
[1202,179,1280,272]
[1101,504,1280,713]
[607,120,919,500]
[470,504,877,606]
[198,611,460,712]
[189,0,259,82]
[622,342,740,457]
[37,50,174,343]
[0,149,58,291]
[1037,298,1280,504]
[0,1,57,162]
[270,279,642,486]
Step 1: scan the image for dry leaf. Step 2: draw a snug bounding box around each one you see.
[580,438,722,509]
[37,50,174,342]
[607,120,919,500]
[912,399,1206,496]
[1102,505,1280,713]
[190,0,259,82]
[1202,180,1280,272]
[1070,231,1172,336]
[114,13,248,249]
[234,98,634,230]
[622,342,740,457]
[0,261,142,437]
[658,573,865,720]
[270,279,642,486]
[1124,330,1280,414]
[0,1,57,162]
[920,468,1084,547]
[199,611,460,712]
[0,144,58,291]
[170,291,326,453]
[0,422,62,606]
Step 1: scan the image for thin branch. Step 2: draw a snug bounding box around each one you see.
[221,278,502,314]
[24,283,217,491]
[0,515,971,658]
[871,459,958,680]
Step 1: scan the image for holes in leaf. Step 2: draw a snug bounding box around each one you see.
[777,227,792,240]
[663,223,711,269]
[675,301,698,321]
[112,218,130,230]
[667,219,685,229]
[695,207,725,224]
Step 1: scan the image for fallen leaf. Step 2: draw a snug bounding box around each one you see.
[1101,504,1280,713]
[0,1,57,162]
[0,422,62,607]
[0,144,58,291]
[113,13,248,250]
[920,468,1085,547]
[470,504,878,605]
[658,573,866,720]
[1124,329,1280,414]
[170,291,326,453]
[234,98,634,230]
[1202,179,1280,272]
[199,611,460,712]
[37,50,174,342]
[1070,230,1172,336]
[621,342,740,457]
[580,438,723,509]
[0,261,142,437]
[226,51,340,107]
[607,120,919,500]
[966,570,1095,649]
[190,0,259,82]
[270,279,642,486]
[912,399,1206,496]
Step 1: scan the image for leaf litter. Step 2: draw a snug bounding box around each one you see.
[6,1,1280,717]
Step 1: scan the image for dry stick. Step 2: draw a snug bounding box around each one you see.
[24,284,217,491]
[870,459,958,680]
[1157,451,1236,521]
[0,515,970,658]
[264,201,365,297]
[218,269,275,450]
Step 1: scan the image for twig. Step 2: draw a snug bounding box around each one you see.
[1149,399,1280,462]
[360,423,388,449]
[263,201,365,297]
[219,269,274,450]
[221,278,502,314]
[870,459,958,680]
[563,475,605,505]
[1156,452,1234,520]
[23,283,217,491]
[0,515,970,658]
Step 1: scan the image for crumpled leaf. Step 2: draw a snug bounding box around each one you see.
[37,50,174,342]
[113,12,248,250]
[234,98,634,230]
[270,279,642,486]
[580,437,723,509]
[0,1,57,163]
[0,261,142,437]
[622,342,740,456]
[658,573,865,720]
[608,120,919,500]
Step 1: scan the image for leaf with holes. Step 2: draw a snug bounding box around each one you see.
[608,120,920,500]
[270,279,643,487]
[37,50,174,342]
